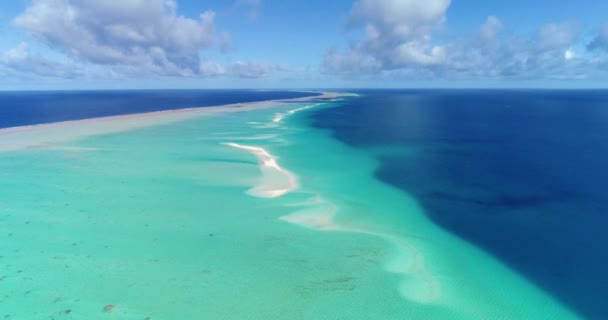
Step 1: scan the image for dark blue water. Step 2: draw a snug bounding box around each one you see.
[312,90,608,319]
[0,90,318,129]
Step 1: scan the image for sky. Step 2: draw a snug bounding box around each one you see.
[1,0,608,89]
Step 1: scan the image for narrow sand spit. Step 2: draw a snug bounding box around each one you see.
[272,103,321,123]
[223,142,297,198]
[280,200,440,303]
[0,91,349,153]
[237,101,442,304]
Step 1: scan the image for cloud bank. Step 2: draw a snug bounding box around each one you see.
[0,42,82,78]
[322,0,608,81]
[588,23,608,51]
[199,60,273,78]
[3,0,608,83]
[12,0,226,76]
[4,0,271,79]
[322,0,450,76]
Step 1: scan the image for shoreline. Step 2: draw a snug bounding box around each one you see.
[279,198,440,303]
[219,100,441,303]
[223,142,298,198]
[0,91,351,152]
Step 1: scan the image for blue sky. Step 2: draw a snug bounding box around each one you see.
[1,0,608,89]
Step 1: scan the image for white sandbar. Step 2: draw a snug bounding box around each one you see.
[280,198,440,303]
[0,91,348,153]
[223,142,297,198]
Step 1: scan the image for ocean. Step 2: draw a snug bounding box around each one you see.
[312,89,608,319]
[0,90,318,129]
[0,89,603,319]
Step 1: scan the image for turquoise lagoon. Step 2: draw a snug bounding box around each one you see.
[0,96,580,319]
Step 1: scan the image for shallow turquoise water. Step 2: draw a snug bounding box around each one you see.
[0,99,580,319]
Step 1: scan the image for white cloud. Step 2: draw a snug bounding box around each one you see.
[480,16,503,40]
[199,60,227,77]
[219,32,235,53]
[228,61,272,78]
[588,23,608,51]
[446,22,593,80]
[538,22,580,50]
[198,60,272,79]
[323,6,608,81]
[0,42,82,78]
[322,0,451,75]
[12,0,227,76]
[347,0,451,67]
[322,47,382,75]
[233,0,263,21]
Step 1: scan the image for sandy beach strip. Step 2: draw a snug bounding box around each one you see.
[223,142,297,198]
[280,198,440,303]
[0,91,350,152]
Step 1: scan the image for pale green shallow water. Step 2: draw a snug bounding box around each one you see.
[0,100,580,319]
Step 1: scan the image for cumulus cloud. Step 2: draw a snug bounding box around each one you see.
[348,0,450,67]
[227,61,272,78]
[323,1,605,82]
[588,23,608,51]
[322,0,451,76]
[219,32,235,53]
[538,22,580,50]
[198,60,272,79]
[12,0,229,76]
[199,60,227,77]
[322,48,382,75]
[0,42,82,78]
[480,16,503,41]
[444,21,590,80]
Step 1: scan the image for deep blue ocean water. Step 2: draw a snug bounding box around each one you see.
[312,90,608,320]
[0,90,318,129]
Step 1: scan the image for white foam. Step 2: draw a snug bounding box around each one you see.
[198,134,278,141]
[272,103,321,123]
[223,143,297,198]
